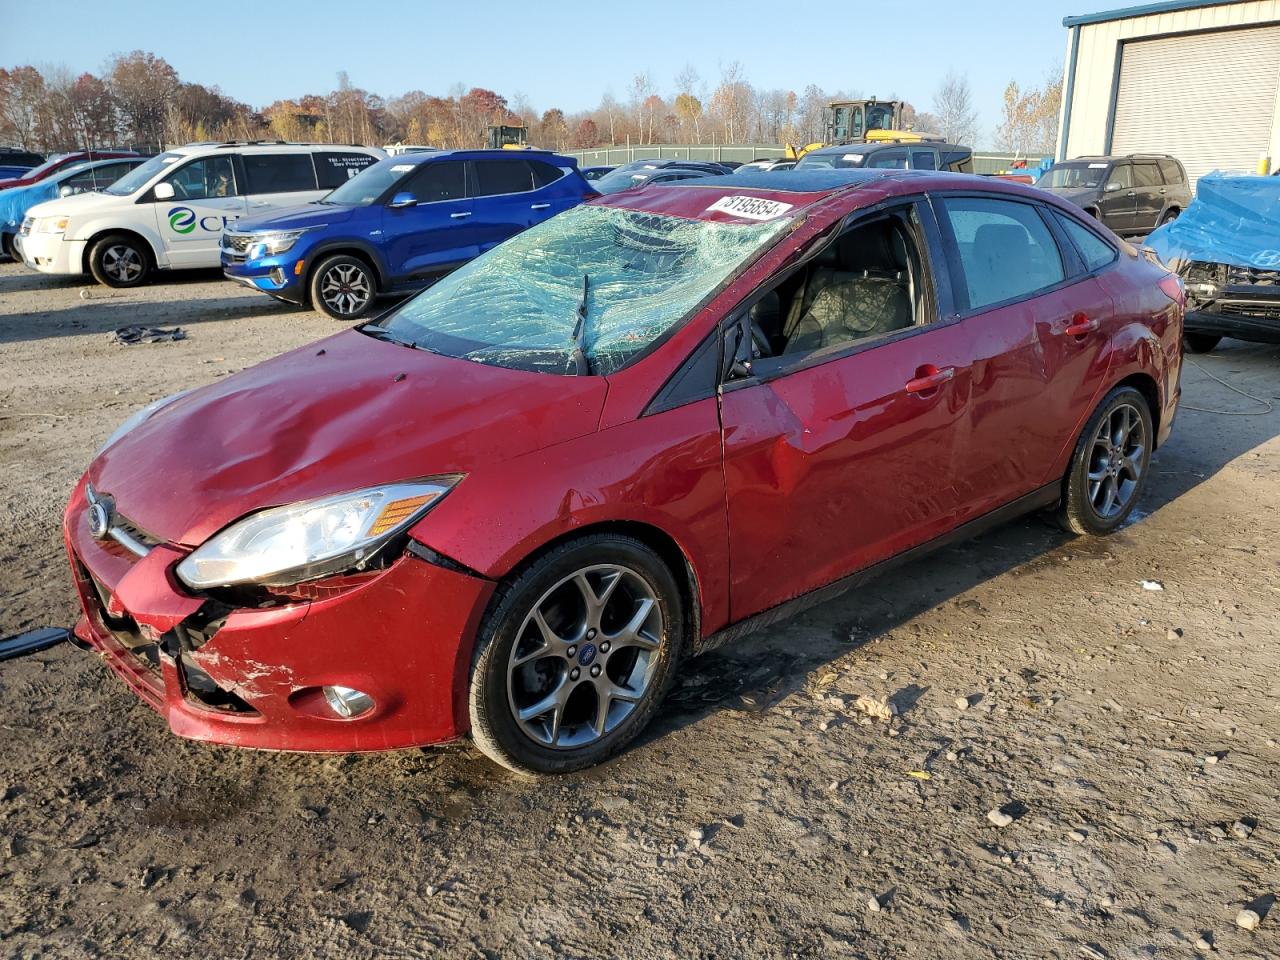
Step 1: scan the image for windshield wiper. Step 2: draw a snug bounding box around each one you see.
[569,273,592,376]
[358,324,415,348]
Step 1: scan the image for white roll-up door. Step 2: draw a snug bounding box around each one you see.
[1111,25,1280,185]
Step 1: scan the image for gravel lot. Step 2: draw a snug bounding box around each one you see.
[1,260,1278,959]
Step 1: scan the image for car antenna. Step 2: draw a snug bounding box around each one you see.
[570,273,592,376]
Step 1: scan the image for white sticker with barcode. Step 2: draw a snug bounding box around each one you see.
[391,164,415,172]
[843,154,865,162]
[706,195,794,221]
[1088,162,1108,169]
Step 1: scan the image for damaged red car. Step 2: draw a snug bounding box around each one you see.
[65,170,1183,775]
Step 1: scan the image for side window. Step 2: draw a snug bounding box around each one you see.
[529,160,565,188]
[92,163,135,187]
[1133,163,1161,188]
[942,151,974,174]
[1055,212,1118,273]
[165,156,236,200]
[316,152,377,189]
[910,151,937,170]
[62,169,99,193]
[940,196,1065,312]
[472,159,535,196]
[241,153,317,194]
[403,160,466,203]
[751,206,927,360]
[1105,163,1132,191]
[1157,159,1182,185]
[867,150,907,170]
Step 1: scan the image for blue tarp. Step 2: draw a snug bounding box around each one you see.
[1145,172,1280,271]
[0,177,61,232]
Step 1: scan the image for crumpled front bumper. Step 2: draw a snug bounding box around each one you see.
[64,477,495,752]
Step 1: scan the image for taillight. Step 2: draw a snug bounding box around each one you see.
[1157,273,1185,306]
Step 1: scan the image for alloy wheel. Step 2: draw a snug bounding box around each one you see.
[1087,401,1146,519]
[102,244,142,283]
[506,564,664,750]
[319,263,372,316]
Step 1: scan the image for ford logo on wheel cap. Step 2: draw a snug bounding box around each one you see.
[577,642,598,666]
[87,501,112,540]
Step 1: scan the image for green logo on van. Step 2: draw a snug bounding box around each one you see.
[168,206,196,234]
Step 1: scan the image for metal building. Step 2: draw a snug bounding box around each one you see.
[1057,0,1280,183]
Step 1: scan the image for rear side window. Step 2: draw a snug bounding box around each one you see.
[529,160,565,188]
[940,197,1065,311]
[910,151,937,170]
[1158,159,1182,184]
[867,150,907,170]
[942,150,973,173]
[404,160,466,202]
[1133,163,1161,188]
[242,153,317,194]
[316,152,378,189]
[1055,213,1117,273]
[472,159,534,196]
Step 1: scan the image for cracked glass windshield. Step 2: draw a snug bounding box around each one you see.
[374,203,794,374]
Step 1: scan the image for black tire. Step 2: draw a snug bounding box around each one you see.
[468,534,685,776]
[1158,208,1179,227]
[87,233,150,287]
[309,254,377,320]
[1,232,14,262]
[1084,207,1101,221]
[1057,385,1153,536]
[1184,333,1221,354]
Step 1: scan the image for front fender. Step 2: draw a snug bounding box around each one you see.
[301,238,391,287]
[72,217,166,268]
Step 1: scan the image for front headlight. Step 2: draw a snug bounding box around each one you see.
[176,479,461,590]
[97,391,189,457]
[247,228,318,259]
[36,215,70,234]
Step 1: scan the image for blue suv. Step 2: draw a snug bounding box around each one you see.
[222,149,596,319]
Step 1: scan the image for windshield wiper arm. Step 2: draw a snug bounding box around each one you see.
[570,273,592,376]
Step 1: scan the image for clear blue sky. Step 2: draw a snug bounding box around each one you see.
[1,0,1073,145]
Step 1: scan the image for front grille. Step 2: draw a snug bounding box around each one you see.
[1226,265,1280,287]
[1219,302,1280,322]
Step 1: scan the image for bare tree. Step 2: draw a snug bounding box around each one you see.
[932,71,979,145]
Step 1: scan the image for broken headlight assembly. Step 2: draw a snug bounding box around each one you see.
[175,479,461,590]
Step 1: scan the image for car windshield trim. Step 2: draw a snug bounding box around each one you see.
[371,204,796,375]
[104,153,181,195]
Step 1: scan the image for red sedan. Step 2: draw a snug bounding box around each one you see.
[0,150,140,191]
[64,170,1183,775]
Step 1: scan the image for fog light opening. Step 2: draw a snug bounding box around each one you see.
[322,684,375,719]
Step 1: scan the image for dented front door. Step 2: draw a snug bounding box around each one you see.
[719,324,972,623]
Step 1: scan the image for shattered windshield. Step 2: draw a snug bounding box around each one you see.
[376,203,794,374]
[1038,163,1108,190]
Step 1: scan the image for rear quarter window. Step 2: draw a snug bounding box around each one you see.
[316,152,379,189]
[529,160,566,188]
[1055,212,1118,273]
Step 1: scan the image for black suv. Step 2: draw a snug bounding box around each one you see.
[795,140,974,173]
[1037,155,1191,236]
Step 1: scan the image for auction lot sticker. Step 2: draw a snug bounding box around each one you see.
[706,195,794,221]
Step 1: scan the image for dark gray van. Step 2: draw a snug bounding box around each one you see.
[1037,155,1191,235]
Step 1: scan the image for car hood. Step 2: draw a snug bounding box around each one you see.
[25,189,129,223]
[89,330,608,547]
[234,202,355,232]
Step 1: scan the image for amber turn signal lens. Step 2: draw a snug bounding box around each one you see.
[365,494,436,537]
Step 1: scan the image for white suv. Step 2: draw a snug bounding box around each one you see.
[16,141,384,287]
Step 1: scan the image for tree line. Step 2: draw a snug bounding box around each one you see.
[0,53,1063,156]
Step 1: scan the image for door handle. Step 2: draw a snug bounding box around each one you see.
[1058,313,1099,337]
[905,365,956,395]
[450,211,471,219]
[530,203,551,210]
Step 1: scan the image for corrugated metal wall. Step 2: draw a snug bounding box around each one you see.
[1059,0,1280,174]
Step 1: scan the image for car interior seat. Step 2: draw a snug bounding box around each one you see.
[969,223,1031,308]
[783,220,914,353]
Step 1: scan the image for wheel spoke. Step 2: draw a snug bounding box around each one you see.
[1121,446,1144,480]
[607,597,658,650]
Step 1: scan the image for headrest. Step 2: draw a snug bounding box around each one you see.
[833,220,908,273]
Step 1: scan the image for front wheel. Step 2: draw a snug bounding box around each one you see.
[468,534,684,776]
[309,254,377,320]
[1057,386,1153,536]
[88,234,150,287]
[1184,333,1221,354]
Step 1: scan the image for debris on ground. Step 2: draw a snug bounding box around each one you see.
[112,325,187,345]
[1140,580,1165,591]
[853,694,898,722]
[0,627,70,662]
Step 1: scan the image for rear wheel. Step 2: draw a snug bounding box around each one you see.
[468,534,684,776]
[1158,208,1179,227]
[88,233,149,287]
[1057,386,1153,536]
[309,254,377,320]
[1184,333,1221,354]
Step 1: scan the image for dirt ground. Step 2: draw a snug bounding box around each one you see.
[1,259,1277,960]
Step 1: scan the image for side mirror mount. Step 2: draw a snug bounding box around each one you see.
[1104,182,1121,193]
[388,191,418,209]
[153,182,175,201]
